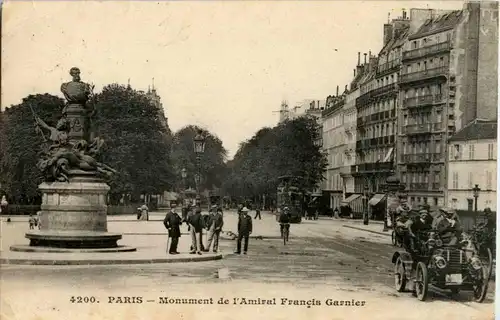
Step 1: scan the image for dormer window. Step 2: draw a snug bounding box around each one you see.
[454,144,461,159]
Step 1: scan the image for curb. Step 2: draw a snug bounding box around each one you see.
[0,254,223,265]
[342,225,391,237]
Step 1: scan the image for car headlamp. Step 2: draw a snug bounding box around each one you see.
[470,257,482,270]
[434,255,447,269]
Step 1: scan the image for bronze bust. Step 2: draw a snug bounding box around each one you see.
[60,67,93,105]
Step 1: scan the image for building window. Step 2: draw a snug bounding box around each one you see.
[467,199,473,211]
[454,144,461,159]
[468,172,473,189]
[423,197,428,204]
[452,172,459,189]
[468,144,475,160]
[488,143,494,160]
[486,171,493,190]
[451,198,457,208]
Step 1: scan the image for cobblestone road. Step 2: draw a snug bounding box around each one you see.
[1,211,495,320]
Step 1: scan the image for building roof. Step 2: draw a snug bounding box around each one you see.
[448,119,497,142]
[409,10,463,40]
[379,25,410,55]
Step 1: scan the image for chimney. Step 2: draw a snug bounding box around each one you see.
[357,52,361,66]
[383,24,393,45]
[353,68,356,77]
[364,53,367,64]
[369,50,372,58]
[344,85,348,93]
[336,85,339,96]
[402,9,407,20]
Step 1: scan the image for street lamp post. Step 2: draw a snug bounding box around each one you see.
[181,168,187,191]
[363,184,369,225]
[473,184,481,225]
[193,130,206,207]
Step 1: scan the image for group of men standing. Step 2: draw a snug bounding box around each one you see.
[163,203,224,255]
[162,203,257,256]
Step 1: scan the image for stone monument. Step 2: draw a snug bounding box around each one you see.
[11,68,135,252]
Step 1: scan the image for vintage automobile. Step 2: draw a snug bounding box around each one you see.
[392,230,490,302]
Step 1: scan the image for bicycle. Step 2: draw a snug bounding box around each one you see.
[281,223,290,245]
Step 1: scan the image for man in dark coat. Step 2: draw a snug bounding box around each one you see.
[206,207,224,253]
[163,203,182,254]
[254,204,261,220]
[235,207,252,254]
[187,207,204,255]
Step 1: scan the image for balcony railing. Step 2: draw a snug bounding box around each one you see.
[402,41,452,61]
[402,154,431,163]
[356,83,397,107]
[432,182,441,190]
[402,122,444,135]
[339,166,352,175]
[403,94,444,108]
[377,59,401,76]
[399,66,448,84]
[410,183,428,190]
[405,123,432,134]
[351,161,394,174]
[432,153,444,162]
[401,153,442,164]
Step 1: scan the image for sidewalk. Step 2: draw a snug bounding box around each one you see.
[341,220,392,237]
[0,216,223,265]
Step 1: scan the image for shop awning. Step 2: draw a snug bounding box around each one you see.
[383,147,394,162]
[369,193,386,206]
[341,194,361,206]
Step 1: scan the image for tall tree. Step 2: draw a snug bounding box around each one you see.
[223,115,326,200]
[92,84,174,202]
[0,94,65,203]
[171,125,227,192]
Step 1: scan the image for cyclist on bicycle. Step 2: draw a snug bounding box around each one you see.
[279,207,291,238]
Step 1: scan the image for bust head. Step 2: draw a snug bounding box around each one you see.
[69,67,81,82]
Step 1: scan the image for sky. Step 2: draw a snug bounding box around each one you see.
[1,0,464,158]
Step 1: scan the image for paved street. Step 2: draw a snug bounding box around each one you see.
[1,210,495,319]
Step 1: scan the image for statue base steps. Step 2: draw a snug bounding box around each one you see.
[19,171,129,250]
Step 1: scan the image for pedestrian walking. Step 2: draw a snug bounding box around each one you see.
[137,204,149,221]
[0,195,8,215]
[187,207,204,255]
[163,203,182,254]
[235,207,252,254]
[206,207,224,253]
[28,214,36,230]
[254,206,261,220]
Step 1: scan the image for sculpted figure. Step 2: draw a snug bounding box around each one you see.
[35,115,71,148]
[60,67,94,111]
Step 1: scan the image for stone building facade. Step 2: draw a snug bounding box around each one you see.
[397,3,498,208]
[322,92,346,209]
[447,120,497,211]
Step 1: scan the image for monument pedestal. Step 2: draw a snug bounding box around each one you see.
[16,171,134,252]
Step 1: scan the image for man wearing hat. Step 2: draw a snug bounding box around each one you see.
[187,207,204,254]
[407,209,432,251]
[235,207,252,254]
[432,207,462,245]
[205,206,224,253]
[163,203,182,254]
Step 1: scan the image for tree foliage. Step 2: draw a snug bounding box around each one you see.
[0,94,65,202]
[92,84,174,200]
[223,116,327,199]
[170,125,227,192]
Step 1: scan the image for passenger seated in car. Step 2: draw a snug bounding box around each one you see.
[432,207,463,245]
